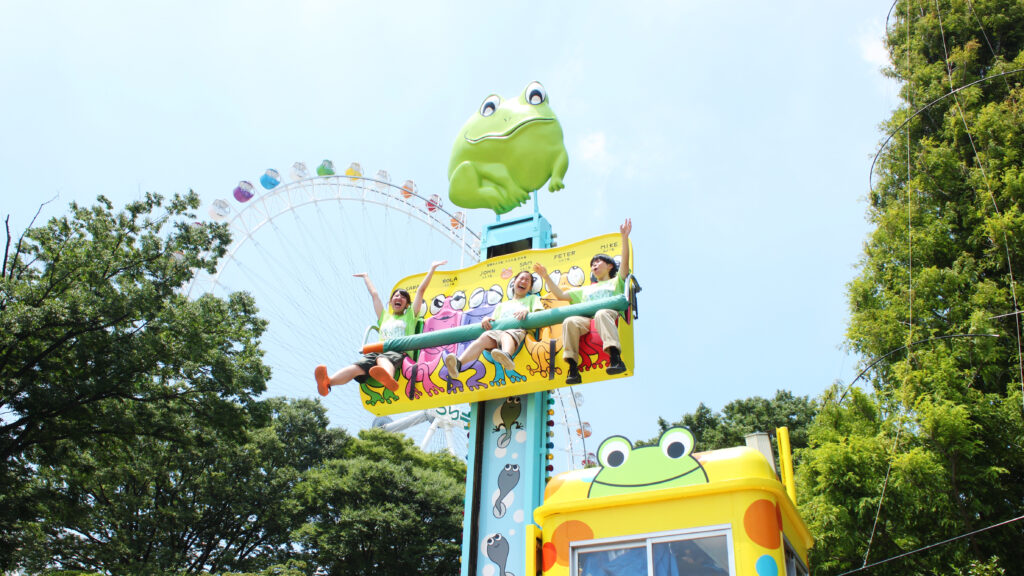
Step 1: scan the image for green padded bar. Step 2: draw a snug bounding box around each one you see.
[364,294,629,354]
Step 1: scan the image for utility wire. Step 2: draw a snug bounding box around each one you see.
[832,513,1024,576]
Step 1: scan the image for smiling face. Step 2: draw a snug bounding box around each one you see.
[390,290,410,313]
[511,271,533,298]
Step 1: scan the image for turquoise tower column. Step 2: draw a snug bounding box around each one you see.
[461,212,553,576]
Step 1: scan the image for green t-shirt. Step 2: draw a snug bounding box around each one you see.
[493,293,543,322]
[378,307,419,342]
[567,276,625,305]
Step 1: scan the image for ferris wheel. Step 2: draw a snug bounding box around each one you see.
[189,160,591,466]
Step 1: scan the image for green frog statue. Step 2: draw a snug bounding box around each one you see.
[448,81,569,215]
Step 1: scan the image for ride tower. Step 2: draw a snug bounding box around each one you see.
[343,81,637,576]
[461,209,555,576]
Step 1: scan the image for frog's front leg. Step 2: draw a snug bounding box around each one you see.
[506,368,527,384]
[476,162,530,212]
[449,161,528,214]
[548,148,569,191]
[360,382,385,406]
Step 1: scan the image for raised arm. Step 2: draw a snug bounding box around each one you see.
[619,218,632,277]
[354,273,384,319]
[413,260,447,316]
[533,263,570,301]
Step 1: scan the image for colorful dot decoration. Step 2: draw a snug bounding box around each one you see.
[744,499,781,549]
[755,554,779,576]
[546,520,594,570]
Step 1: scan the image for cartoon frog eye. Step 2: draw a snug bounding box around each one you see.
[549,270,562,286]
[469,287,486,309]
[430,294,445,315]
[566,266,585,287]
[510,396,521,405]
[485,284,503,305]
[525,81,546,105]
[597,436,632,468]
[480,94,501,117]
[659,427,695,460]
[530,273,542,294]
[510,464,519,472]
[451,290,467,311]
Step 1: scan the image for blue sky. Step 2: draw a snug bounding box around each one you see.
[1,1,900,462]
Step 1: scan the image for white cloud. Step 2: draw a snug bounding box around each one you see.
[580,131,610,166]
[858,19,889,70]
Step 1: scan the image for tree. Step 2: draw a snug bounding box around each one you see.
[0,193,270,569]
[800,1,1024,572]
[294,428,466,576]
[645,390,817,456]
[19,398,345,574]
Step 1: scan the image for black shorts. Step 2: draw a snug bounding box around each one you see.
[352,351,406,383]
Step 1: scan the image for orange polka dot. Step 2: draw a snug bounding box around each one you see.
[542,542,557,571]
[744,499,781,549]
[550,520,595,566]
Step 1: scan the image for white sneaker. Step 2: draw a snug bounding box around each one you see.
[491,350,515,372]
[444,353,460,377]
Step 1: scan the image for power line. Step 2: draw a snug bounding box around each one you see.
[832,513,1024,576]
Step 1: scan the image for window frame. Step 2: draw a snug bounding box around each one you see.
[570,524,736,576]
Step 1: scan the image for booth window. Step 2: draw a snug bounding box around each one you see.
[572,527,733,576]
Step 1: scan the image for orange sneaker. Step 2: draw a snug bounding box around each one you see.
[369,366,399,392]
[315,365,330,396]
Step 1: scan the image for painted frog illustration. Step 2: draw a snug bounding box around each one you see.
[587,427,709,498]
[441,285,502,393]
[360,380,399,406]
[402,292,464,399]
[448,81,569,215]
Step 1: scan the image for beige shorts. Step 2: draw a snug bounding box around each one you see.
[482,328,526,348]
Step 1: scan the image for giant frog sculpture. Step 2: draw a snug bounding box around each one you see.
[448,81,569,214]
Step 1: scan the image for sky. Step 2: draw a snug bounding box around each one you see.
[1,1,902,464]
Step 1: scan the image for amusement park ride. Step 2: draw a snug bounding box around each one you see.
[217,81,814,576]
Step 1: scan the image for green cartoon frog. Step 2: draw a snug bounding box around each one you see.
[588,427,709,498]
[448,81,569,215]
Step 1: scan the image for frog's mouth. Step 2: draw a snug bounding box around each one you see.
[464,116,555,144]
[592,466,704,489]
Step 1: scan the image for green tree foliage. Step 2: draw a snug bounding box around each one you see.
[645,390,817,454]
[800,1,1024,573]
[295,428,466,576]
[19,398,345,574]
[0,193,273,569]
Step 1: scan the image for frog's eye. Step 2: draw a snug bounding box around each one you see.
[487,284,504,305]
[659,427,695,460]
[451,290,467,311]
[567,266,585,287]
[510,464,519,472]
[469,287,485,309]
[480,94,501,117]
[531,273,542,294]
[511,396,521,405]
[525,81,546,105]
[549,270,562,286]
[598,436,632,468]
[430,294,445,315]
